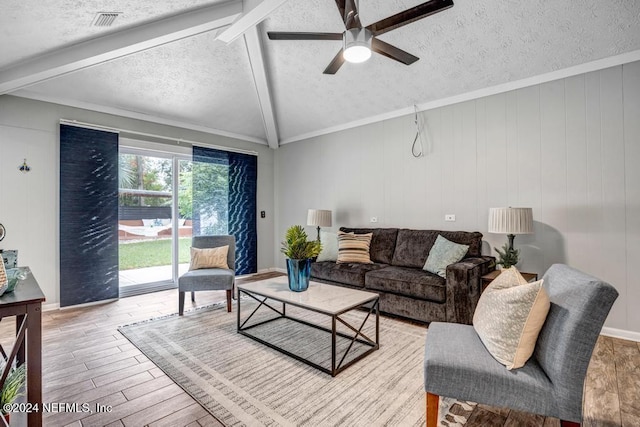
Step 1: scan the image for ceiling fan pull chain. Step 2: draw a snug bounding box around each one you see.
[412,105,424,158]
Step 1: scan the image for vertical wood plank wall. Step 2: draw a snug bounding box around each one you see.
[0,95,276,307]
[0,125,57,303]
[275,61,640,334]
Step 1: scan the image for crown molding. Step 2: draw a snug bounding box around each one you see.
[12,90,268,145]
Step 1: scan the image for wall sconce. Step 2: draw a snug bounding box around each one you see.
[19,159,31,173]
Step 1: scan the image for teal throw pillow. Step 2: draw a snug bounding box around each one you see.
[423,235,469,277]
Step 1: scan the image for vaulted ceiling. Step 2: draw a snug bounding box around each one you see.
[2,0,640,148]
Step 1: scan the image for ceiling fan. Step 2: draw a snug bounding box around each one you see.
[267,0,454,74]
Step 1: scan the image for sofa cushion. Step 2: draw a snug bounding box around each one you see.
[340,227,398,264]
[365,266,446,303]
[391,229,483,268]
[311,261,388,288]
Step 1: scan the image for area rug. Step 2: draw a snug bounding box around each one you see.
[119,285,476,426]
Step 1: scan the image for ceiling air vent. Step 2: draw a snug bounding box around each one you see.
[91,12,121,27]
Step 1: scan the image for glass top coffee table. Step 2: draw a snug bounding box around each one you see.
[237,278,379,376]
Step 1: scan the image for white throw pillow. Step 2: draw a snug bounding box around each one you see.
[316,230,339,262]
[473,267,550,370]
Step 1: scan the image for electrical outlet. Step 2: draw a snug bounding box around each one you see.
[370,217,378,223]
[445,214,456,222]
[260,211,266,218]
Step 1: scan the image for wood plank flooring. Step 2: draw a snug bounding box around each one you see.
[0,272,637,426]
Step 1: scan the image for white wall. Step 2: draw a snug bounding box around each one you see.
[275,61,640,336]
[0,95,275,307]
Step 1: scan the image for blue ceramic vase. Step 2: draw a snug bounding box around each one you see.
[286,258,311,292]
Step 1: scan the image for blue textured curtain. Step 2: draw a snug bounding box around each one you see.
[59,124,119,307]
[192,147,257,275]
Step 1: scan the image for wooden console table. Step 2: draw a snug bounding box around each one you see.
[0,269,45,427]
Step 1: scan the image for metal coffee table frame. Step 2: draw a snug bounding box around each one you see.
[237,286,379,377]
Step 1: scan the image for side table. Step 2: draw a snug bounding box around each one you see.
[481,270,538,292]
[0,268,45,427]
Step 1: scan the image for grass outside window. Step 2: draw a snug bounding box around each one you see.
[119,237,192,270]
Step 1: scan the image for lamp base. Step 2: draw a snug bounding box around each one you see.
[316,226,321,242]
[507,234,515,251]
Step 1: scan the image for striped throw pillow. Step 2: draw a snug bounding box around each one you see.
[336,231,373,264]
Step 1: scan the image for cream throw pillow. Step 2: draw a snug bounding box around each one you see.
[336,231,373,264]
[473,267,550,370]
[189,246,229,270]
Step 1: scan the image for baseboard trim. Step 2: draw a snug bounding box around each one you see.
[256,268,280,274]
[274,268,286,274]
[43,302,60,312]
[601,327,640,343]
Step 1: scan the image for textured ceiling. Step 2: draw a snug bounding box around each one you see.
[0,0,228,68]
[3,0,640,145]
[16,31,267,140]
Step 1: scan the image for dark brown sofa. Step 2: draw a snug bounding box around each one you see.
[310,227,495,324]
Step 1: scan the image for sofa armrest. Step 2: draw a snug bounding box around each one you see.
[444,256,496,324]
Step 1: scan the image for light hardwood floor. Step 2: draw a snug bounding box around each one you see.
[0,272,637,427]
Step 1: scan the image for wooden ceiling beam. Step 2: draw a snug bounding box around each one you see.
[216,0,289,45]
[243,26,279,149]
[0,1,242,94]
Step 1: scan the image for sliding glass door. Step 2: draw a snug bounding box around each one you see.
[117,141,257,297]
[118,147,190,296]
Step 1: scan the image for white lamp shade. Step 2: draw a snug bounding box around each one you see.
[488,207,533,234]
[307,209,332,227]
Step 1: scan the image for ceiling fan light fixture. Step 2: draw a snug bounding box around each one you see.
[343,28,372,63]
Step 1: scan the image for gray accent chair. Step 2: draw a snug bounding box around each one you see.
[423,264,618,427]
[178,235,235,315]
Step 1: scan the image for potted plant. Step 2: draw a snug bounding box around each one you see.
[494,243,519,269]
[281,225,322,292]
[0,363,26,424]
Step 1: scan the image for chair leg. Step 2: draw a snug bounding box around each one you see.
[179,291,185,316]
[426,392,439,427]
[560,421,580,427]
[191,291,195,302]
[226,289,232,312]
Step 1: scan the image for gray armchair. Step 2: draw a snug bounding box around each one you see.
[424,264,618,426]
[178,235,235,315]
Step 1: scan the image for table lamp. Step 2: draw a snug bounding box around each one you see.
[307,209,332,242]
[488,207,533,267]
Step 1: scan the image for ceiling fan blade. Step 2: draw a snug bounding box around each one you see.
[323,49,346,74]
[366,0,454,36]
[267,32,343,41]
[371,38,419,65]
[343,0,362,29]
[334,0,346,24]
